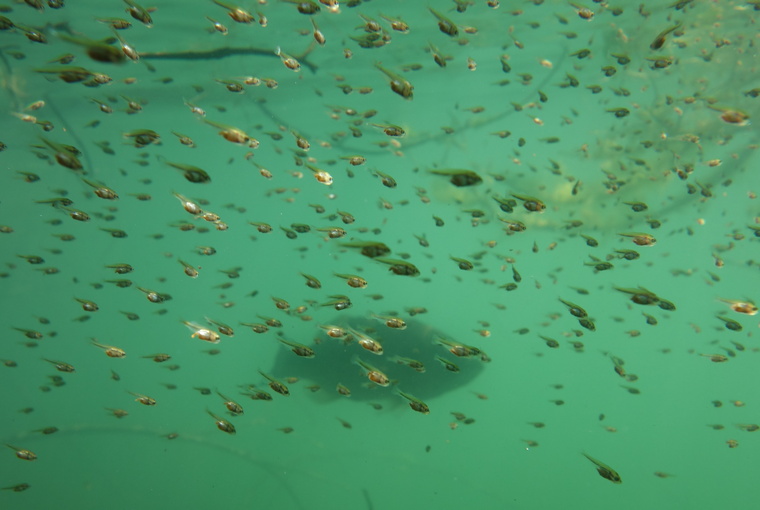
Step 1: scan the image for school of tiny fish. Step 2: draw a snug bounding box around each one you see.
[0,0,758,505]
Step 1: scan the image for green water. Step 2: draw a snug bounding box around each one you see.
[1,0,758,508]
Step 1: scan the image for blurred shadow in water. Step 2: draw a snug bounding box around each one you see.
[266,315,487,404]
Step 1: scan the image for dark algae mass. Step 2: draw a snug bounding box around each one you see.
[0,0,758,509]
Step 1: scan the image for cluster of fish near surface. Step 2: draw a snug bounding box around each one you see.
[0,0,759,491]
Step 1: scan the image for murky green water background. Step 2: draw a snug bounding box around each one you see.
[1,0,758,509]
